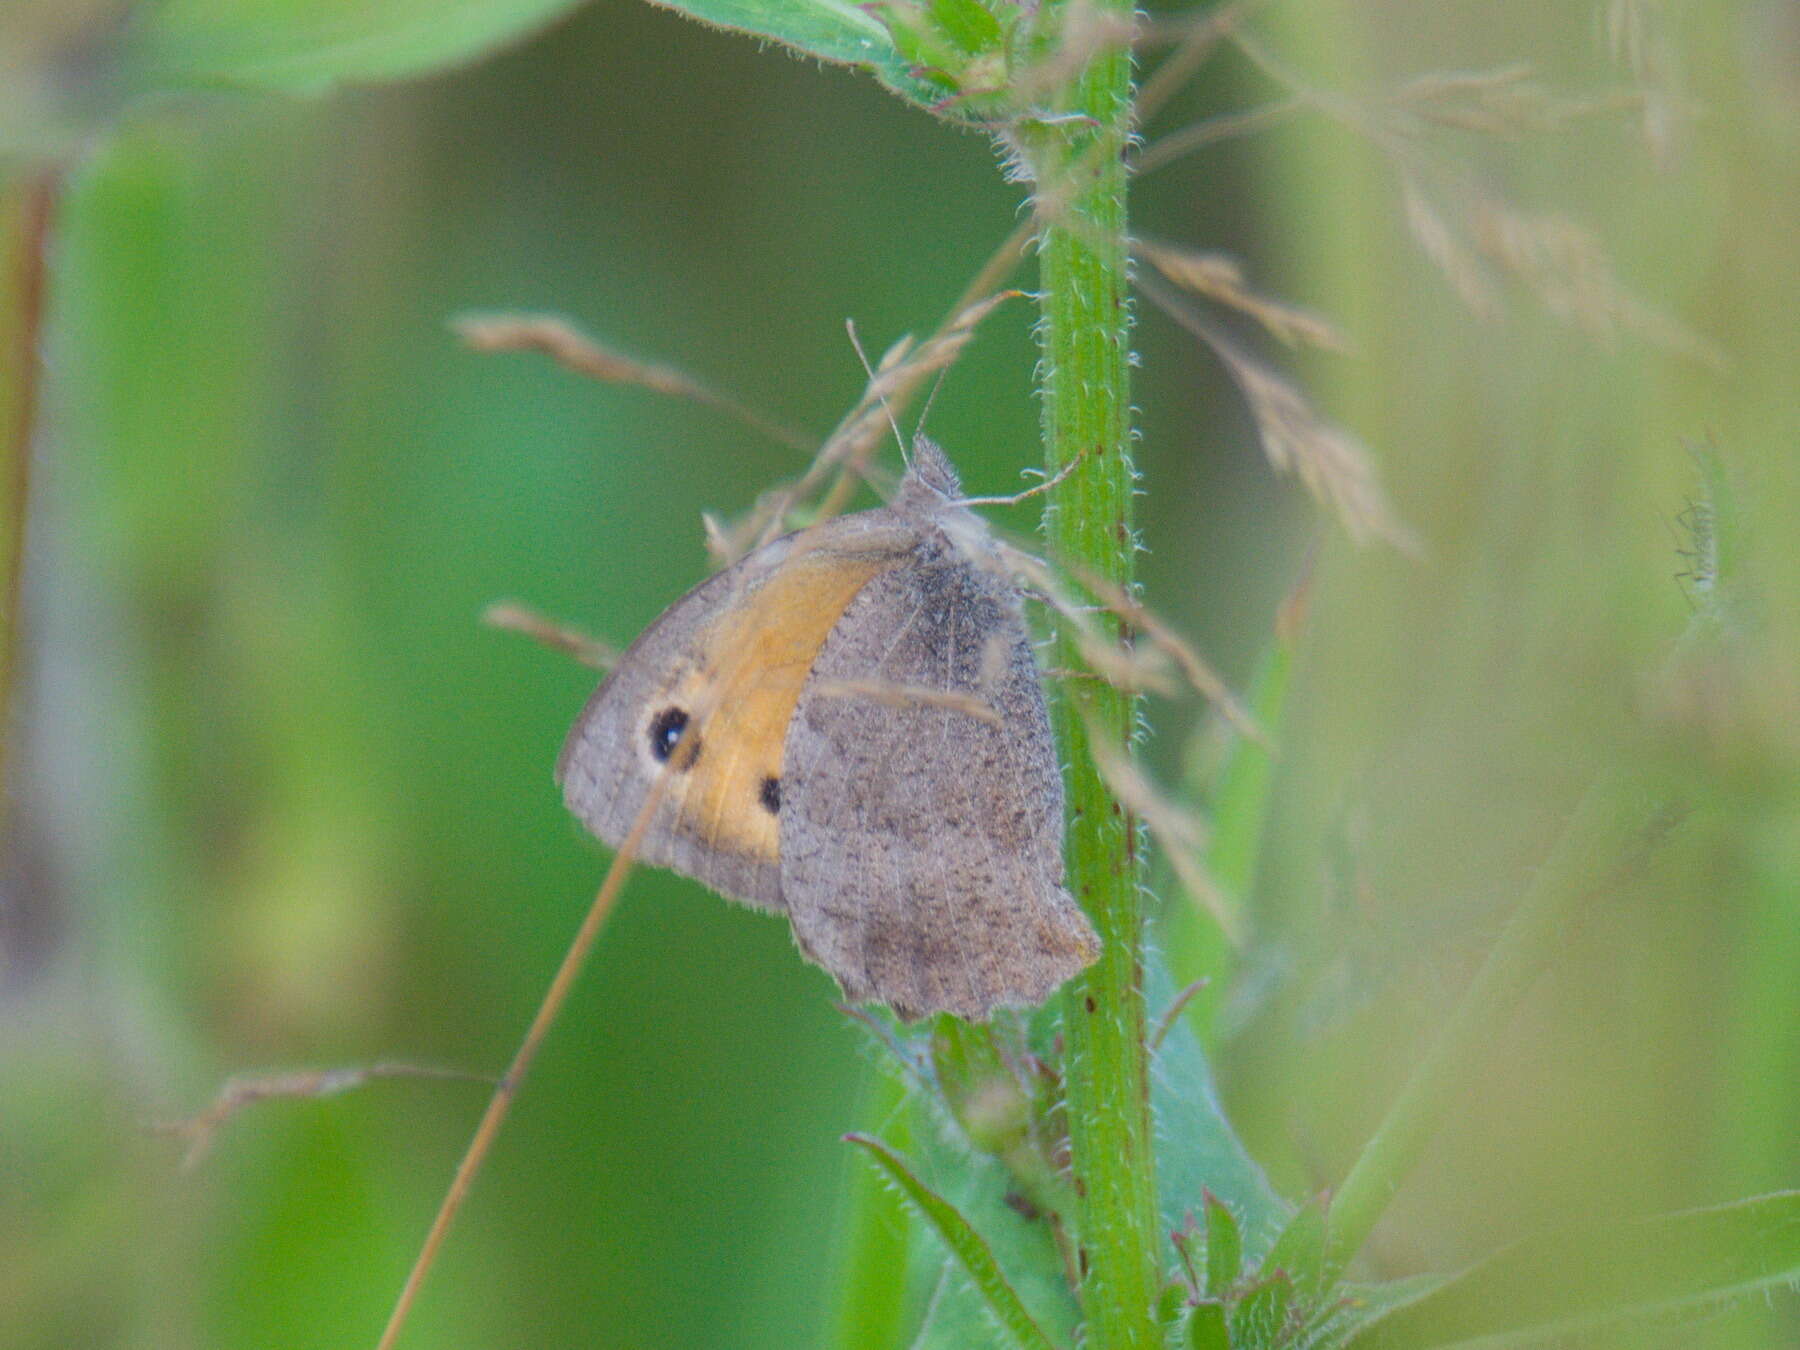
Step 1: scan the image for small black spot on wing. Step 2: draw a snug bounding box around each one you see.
[759,775,781,814]
[648,707,698,768]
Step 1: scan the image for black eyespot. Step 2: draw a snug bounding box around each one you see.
[758,775,781,815]
[648,707,691,764]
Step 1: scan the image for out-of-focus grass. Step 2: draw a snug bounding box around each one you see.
[0,0,1796,1347]
[1208,5,1800,1346]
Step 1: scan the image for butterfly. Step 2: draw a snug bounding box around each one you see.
[556,438,1098,1020]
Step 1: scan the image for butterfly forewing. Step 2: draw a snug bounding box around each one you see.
[556,514,915,912]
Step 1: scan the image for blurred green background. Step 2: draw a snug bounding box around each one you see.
[1,1,1796,1347]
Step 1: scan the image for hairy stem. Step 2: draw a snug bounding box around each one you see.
[1023,22,1158,1350]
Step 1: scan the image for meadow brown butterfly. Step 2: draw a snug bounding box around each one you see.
[556,438,1099,1020]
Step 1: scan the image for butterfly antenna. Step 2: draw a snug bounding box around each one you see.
[845,317,910,467]
[915,363,953,446]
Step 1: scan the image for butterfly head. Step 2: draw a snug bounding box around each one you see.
[895,435,963,518]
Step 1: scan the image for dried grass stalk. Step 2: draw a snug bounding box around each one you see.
[1136,238,1348,352]
[812,679,1004,726]
[453,312,810,450]
[1140,274,1416,551]
[483,602,619,671]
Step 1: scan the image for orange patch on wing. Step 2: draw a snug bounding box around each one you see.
[663,548,894,863]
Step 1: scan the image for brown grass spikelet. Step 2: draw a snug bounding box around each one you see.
[1135,238,1349,352]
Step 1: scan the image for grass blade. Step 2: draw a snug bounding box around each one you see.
[844,1133,1064,1350]
[1341,1192,1800,1350]
[1163,561,1309,1047]
[826,1065,916,1350]
[1323,774,1672,1279]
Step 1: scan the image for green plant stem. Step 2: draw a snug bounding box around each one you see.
[1022,22,1158,1350]
[1324,775,1669,1278]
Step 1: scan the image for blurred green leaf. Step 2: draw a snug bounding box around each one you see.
[847,1133,1065,1350]
[1231,1271,1294,1350]
[1341,1192,1800,1350]
[1204,1192,1244,1299]
[1205,595,1300,904]
[1188,1299,1230,1350]
[1163,566,1306,1048]
[1323,776,1672,1281]
[634,0,949,112]
[931,1016,1032,1161]
[127,0,591,93]
[927,0,1002,54]
[1262,1197,1327,1305]
[1151,960,1286,1247]
[1306,1278,1450,1350]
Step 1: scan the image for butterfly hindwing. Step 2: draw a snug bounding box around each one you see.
[779,535,1099,1020]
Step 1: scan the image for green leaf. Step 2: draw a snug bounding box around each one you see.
[846,1133,1065,1350]
[912,1267,1016,1349]
[1262,1198,1327,1305]
[126,0,591,94]
[896,1017,1082,1350]
[1303,1277,1447,1350]
[930,1017,1031,1161]
[905,1166,1078,1350]
[635,0,951,113]
[1188,1299,1231,1350]
[1341,1192,1800,1350]
[1204,1193,1244,1298]
[1150,960,1286,1250]
[928,0,1003,53]
[1230,1271,1294,1350]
